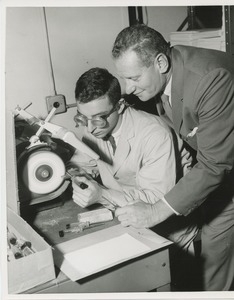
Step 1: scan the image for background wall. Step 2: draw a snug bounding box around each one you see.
[5,7,129,130]
[5,6,187,211]
[143,6,187,40]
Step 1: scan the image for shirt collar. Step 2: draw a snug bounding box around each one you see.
[163,75,172,98]
[112,113,124,142]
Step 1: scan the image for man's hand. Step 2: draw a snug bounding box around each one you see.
[115,200,174,228]
[72,176,102,208]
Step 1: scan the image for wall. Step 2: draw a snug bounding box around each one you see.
[143,6,187,41]
[5,7,129,130]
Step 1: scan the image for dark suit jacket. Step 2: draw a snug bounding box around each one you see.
[157,45,234,216]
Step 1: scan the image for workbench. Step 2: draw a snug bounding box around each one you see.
[21,196,172,294]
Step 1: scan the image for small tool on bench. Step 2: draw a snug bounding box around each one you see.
[59,221,105,237]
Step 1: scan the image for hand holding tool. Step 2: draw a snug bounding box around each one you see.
[63,168,89,189]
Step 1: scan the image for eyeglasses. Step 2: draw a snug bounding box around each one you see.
[74,103,119,128]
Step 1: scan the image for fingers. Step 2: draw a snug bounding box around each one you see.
[115,207,127,217]
[72,190,89,208]
[73,198,88,208]
[115,203,150,228]
[72,176,89,192]
[72,177,99,208]
[73,176,89,185]
[115,206,132,227]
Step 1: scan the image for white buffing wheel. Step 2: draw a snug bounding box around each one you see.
[22,150,66,194]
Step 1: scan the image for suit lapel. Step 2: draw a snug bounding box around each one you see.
[156,100,174,128]
[171,48,184,135]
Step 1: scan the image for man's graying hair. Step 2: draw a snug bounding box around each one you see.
[112,24,171,67]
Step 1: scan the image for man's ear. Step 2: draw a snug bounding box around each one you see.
[154,53,169,74]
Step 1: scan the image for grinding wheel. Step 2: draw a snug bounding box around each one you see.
[22,150,66,194]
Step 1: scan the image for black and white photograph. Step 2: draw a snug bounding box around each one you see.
[1,1,234,300]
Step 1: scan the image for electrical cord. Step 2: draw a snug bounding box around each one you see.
[43,7,57,96]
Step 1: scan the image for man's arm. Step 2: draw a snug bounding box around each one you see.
[166,69,234,215]
[115,199,174,228]
[116,70,234,228]
[72,125,177,209]
[71,174,175,225]
[116,126,177,205]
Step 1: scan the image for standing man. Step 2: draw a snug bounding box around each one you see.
[111,24,234,291]
[71,67,197,250]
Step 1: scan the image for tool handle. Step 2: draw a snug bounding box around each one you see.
[78,182,88,189]
[64,170,89,189]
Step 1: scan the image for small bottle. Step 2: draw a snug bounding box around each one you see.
[7,227,34,257]
[17,239,34,256]
[7,249,15,262]
[10,244,23,259]
[7,228,17,246]
[7,240,15,262]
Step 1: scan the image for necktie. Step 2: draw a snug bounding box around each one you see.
[108,135,116,155]
[161,93,173,121]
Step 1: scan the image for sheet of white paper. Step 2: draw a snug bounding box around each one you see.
[64,233,150,275]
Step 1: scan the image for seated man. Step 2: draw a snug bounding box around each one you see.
[70,67,198,250]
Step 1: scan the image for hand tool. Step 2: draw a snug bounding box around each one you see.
[59,221,105,237]
[63,168,89,189]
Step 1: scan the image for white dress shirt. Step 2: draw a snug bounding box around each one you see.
[162,75,181,216]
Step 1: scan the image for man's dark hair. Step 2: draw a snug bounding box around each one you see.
[75,67,121,105]
[112,24,170,67]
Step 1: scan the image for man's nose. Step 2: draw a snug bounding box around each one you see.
[87,120,96,133]
[125,80,135,95]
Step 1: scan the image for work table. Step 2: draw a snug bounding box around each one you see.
[21,196,172,294]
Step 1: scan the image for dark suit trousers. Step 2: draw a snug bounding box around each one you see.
[200,184,234,291]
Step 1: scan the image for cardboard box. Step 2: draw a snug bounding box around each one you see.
[53,224,172,282]
[7,207,55,294]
